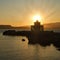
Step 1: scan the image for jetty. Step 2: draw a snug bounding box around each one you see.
[3,20,60,47]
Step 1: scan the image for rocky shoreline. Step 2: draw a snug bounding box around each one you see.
[3,30,60,44]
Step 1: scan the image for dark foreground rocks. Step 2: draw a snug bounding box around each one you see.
[3,30,60,48]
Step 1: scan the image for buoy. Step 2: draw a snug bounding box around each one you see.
[22,39,25,41]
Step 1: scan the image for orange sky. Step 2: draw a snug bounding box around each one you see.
[0,0,60,26]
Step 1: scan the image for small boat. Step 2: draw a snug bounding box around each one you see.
[22,39,25,41]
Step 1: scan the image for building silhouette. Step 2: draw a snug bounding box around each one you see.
[31,20,44,33]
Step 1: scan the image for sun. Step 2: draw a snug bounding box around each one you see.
[33,14,42,22]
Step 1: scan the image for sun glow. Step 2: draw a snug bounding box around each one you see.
[33,14,42,22]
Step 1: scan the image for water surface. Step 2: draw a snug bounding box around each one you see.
[0,30,60,60]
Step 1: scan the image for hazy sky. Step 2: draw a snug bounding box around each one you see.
[0,0,60,26]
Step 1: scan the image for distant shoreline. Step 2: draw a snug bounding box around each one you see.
[0,22,60,30]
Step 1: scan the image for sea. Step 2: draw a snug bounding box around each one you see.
[0,29,60,60]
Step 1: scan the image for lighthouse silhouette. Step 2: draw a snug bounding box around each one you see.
[31,20,44,33]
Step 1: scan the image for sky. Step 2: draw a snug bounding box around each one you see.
[0,0,60,26]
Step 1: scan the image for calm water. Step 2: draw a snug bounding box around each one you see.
[0,29,60,60]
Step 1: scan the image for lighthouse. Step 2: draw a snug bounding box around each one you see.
[31,20,44,33]
[30,20,44,43]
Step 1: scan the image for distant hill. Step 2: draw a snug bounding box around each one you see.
[0,25,30,30]
[0,25,12,29]
[44,22,60,31]
[0,22,60,31]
